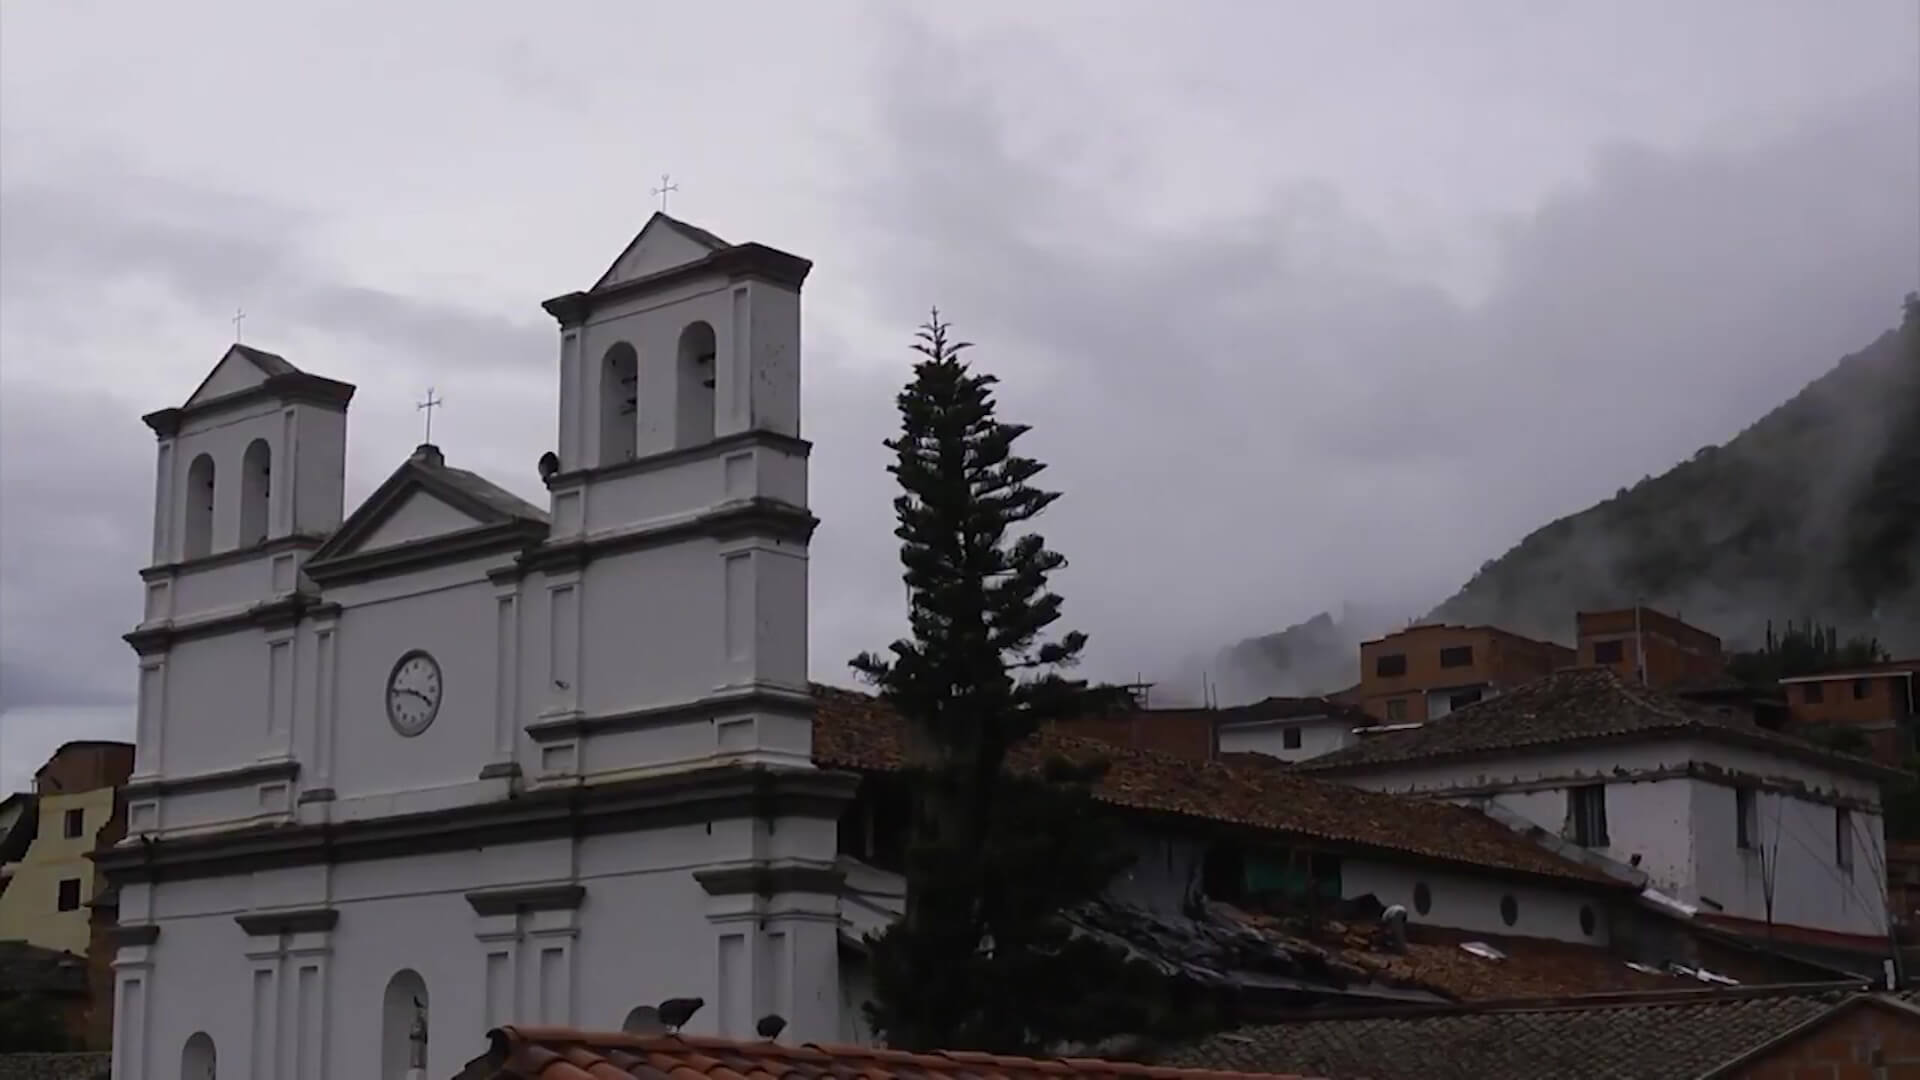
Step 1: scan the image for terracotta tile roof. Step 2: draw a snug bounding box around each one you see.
[1154,983,1880,1080]
[459,1027,1322,1080]
[1298,666,1899,779]
[1221,915,1679,1002]
[811,687,1621,889]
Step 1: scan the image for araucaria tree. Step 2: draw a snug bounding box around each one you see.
[852,312,1153,1053]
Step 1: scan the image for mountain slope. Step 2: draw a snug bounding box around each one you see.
[1431,301,1920,652]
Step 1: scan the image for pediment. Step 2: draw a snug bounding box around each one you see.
[350,489,489,553]
[593,213,731,290]
[182,345,300,408]
[307,448,549,571]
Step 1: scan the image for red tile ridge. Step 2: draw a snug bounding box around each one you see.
[478,1026,1327,1080]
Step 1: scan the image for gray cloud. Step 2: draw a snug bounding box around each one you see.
[829,29,1918,698]
[0,2,1915,733]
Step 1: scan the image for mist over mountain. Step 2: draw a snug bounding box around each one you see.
[1217,302,1920,700]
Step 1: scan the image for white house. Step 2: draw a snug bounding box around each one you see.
[1213,697,1378,763]
[1298,667,1905,968]
[101,214,852,1080]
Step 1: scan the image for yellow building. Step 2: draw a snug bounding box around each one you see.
[0,741,133,955]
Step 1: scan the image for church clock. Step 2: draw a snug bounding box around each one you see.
[385,650,443,736]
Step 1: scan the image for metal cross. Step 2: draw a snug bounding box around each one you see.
[417,388,444,444]
[650,173,679,212]
[232,307,247,342]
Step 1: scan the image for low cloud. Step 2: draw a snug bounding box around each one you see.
[827,31,1918,700]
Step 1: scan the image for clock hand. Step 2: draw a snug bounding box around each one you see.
[393,688,431,704]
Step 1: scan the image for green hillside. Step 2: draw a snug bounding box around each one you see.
[1430,296,1920,652]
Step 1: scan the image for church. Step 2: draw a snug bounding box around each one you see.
[100,215,855,1079]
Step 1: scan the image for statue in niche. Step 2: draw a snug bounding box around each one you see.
[409,996,428,1069]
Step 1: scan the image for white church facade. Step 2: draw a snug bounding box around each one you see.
[100,216,855,1079]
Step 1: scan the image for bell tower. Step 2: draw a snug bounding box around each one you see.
[528,213,817,774]
[138,345,353,612]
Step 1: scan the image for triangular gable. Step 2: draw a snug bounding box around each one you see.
[308,450,548,566]
[351,489,488,552]
[592,213,731,290]
[182,345,302,408]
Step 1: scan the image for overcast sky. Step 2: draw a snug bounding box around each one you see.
[2,1,1917,790]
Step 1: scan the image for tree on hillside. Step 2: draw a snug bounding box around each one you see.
[851,312,1159,1053]
[1726,618,1889,686]
[1841,293,1920,608]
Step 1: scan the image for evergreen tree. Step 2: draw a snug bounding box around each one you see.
[851,312,1154,1053]
[1726,618,1889,686]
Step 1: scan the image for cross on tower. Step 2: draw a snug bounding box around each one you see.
[650,173,679,212]
[232,307,247,343]
[417,388,444,444]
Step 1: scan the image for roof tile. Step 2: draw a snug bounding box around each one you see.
[1155,984,1880,1080]
[465,1029,1324,1080]
[812,686,1619,888]
[1299,666,1894,777]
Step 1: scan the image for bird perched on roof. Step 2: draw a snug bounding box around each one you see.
[755,1014,787,1041]
[657,996,704,1032]
[622,1006,666,1036]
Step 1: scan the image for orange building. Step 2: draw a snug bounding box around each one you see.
[1574,606,1725,689]
[1778,658,1918,765]
[1356,623,1573,724]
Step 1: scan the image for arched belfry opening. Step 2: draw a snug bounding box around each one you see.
[676,320,717,447]
[600,342,639,464]
[239,438,272,546]
[180,1031,216,1079]
[381,969,429,1080]
[184,453,217,559]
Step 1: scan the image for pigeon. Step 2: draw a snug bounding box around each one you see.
[756,1014,787,1041]
[657,996,705,1032]
[622,1006,666,1036]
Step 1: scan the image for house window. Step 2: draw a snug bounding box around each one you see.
[1386,698,1407,723]
[1593,640,1625,664]
[1375,653,1407,678]
[1804,682,1825,704]
[57,878,81,912]
[1282,726,1303,750]
[1499,894,1519,926]
[1835,808,1853,874]
[63,808,84,839]
[1570,785,1609,847]
[1448,687,1484,711]
[1853,678,1871,700]
[1202,843,1247,903]
[1413,882,1432,915]
[1735,788,1757,850]
[1439,645,1474,669]
[1579,905,1597,937]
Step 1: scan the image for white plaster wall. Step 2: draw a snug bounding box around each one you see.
[1342,859,1609,945]
[1338,739,1886,936]
[355,493,480,551]
[564,443,807,539]
[328,563,502,800]
[122,812,843,1080]
[155,633,270,779]
[1688,778,1888,936]
[1219,718,1356,762]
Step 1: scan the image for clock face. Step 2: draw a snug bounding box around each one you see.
[385,650,442,736]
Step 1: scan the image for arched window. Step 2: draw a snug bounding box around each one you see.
[184,453,217,559]
[675,321,717,447]
[381,969,429,1080]
[600,342,639,464]
[181,1031,216,1080]
[240,438,272,546]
